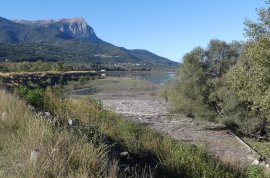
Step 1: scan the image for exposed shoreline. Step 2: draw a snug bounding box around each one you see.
[70,77,261,168]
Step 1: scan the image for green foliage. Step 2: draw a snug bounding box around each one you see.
[0,60,170,73]
[246,165,264,178]
[224,38,270,136]
[164,38,269,135]
[225,1,270,132]
[165,40,241,120]
[226,39,270,116]
[244,137,270,159]
[78,75,90,85]
[42,86,69,117]
[0,60,97,72]
[16,86,45,108]
[244,0,270,40]
[165,78,216,119]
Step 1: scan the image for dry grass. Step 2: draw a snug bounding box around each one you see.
[0,90,117,178]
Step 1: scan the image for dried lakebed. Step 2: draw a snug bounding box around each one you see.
[72,85,260,168]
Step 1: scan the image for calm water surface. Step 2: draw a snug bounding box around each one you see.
[105,71,175,85]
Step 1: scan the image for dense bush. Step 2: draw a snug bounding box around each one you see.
[164,38,267,135]
[17,86,45,108]
[164,40,242,120]
[224,2,270,135]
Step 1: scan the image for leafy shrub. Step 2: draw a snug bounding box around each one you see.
[164,40,241,120]
[222,113,264,136]
[17,86,45,108]
[163,76,217,120]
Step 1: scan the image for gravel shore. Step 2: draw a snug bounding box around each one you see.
[90,89,260,168]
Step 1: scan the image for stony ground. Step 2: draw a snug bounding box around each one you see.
[69,78,260,168]
[91,90,260,168]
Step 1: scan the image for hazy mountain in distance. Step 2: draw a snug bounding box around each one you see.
[0,16,179,66]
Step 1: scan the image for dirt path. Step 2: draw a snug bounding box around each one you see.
[89,89,260,168]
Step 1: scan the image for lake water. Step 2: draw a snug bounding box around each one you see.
[70,71,175,96]
[105,71,175,85]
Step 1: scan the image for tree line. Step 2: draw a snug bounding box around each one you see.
[0,61,153,72]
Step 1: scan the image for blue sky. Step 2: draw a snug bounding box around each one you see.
[0,0,266,62]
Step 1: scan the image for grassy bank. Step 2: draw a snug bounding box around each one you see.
[0,90,118,177]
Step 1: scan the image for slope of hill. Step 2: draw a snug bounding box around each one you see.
[0,17,179,67]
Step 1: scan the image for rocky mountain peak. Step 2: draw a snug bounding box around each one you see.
[14,17,96,39]
[60,17,86,24]
[57,17,93,37]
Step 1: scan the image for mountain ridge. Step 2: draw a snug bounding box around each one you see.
[0,16,179,67]
[13,17,102,43]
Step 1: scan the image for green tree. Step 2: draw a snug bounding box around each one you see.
[225,1,270,133]
[166,40,241,119]
[244,0,270,39]
[226,38,270,125]
[169,47,214,118]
